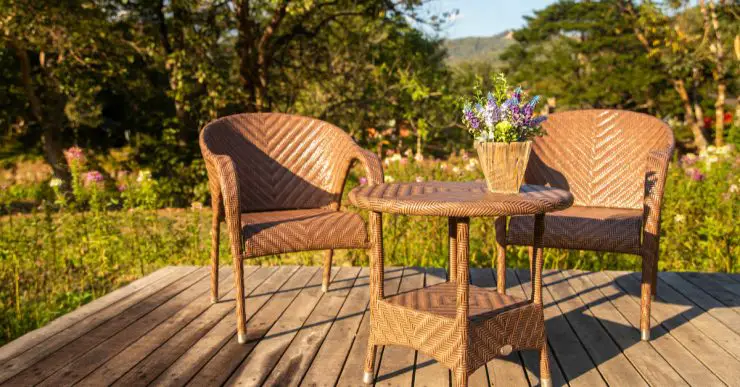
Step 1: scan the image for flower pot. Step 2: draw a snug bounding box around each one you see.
[475,141,532,193]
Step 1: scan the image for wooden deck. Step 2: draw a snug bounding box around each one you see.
[2,266,740,386]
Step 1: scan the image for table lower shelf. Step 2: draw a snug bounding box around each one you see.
[383,282,530,320]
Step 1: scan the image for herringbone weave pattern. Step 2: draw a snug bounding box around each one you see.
[524,109,672,209]
[504,109,674,345]
[241,209,368,257]
[507,206,643,254]
[200,113,383,345]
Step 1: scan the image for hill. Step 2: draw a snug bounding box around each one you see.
[443,31,515,65]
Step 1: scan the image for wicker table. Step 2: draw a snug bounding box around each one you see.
[348,181,573,387]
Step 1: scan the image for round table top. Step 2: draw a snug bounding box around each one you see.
[348,181,573,217]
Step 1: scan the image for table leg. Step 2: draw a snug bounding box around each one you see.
[532,213,551,387]
[448,217,459,283]
[363,211,384,384]
[495,216,507,294]
[454,217,470,387]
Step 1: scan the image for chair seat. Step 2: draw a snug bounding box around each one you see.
[241,209,368,258]
[506,206,643,254]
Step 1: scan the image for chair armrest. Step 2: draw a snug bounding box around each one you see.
[212,155,243,258]
[642,147,673,255]
[353,147,384,185]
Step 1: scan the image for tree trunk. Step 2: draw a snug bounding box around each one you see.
[674,79,709,150]
[715,83,726,146]
[236,0,258,112]
[11,41,70,181]
[708,0,726,146]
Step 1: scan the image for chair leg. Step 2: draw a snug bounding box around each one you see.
[210,215,220,303]
[651,255,659,298]
[453,369,468,387]
[363,341,377,384]
[528,246,535,282]
[322,250,333,292]
[540,344,552,387]
[495,216,507,294]
[640,253,654,341]
[234,256,247,344]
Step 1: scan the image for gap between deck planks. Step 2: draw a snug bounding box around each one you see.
[2,266,740,387]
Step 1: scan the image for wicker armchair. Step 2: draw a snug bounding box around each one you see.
[495,109,674,341]
[200,113,383,344]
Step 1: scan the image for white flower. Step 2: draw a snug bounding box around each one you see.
[414,152,424,162]
[404,149,413,157]
[674,214,685,223]
[440,163,448,170]
[452,166,461,175]
[465,162,477,172]
[717,145,733,155]
[707,145,717,154]
[384,175,395,183]
[49,178,63,188]
[730,184,738,194]
[137,170,152,183]
[415,176,424,183]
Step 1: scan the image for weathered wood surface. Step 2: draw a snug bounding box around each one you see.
[2,267,739,386]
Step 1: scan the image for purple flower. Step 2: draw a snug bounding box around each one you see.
[463,106,480,130]
[530,116,547,126]
[484,96,500,126]
[680,154,698,167]
[527,95,541,108]
[512,87,522,101]
[84,170,104,185]
[359,177,368,185]
[117,184,127,192]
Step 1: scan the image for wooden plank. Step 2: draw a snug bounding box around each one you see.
[660,272,740,335]
[37,266,232,386]
[585,270,724,386]
[1,267,209,386]
[628,272,740,361]
[0,266,198,383]
[724,273,740,284]
[412,267,450,387]
[676,272,740,316]
[0,266,180,363]
[112,266,275,386]
[374,267,426,386]
[503,269,566,387]
[186,266,316,386]
[605,271,740,385]
[515,269,605,387]
[560,270,687,386]
[263,266,362,386]
[225,266,346,386]
[539,269,646,386]
[150,266,292,387]
[470,267,524,387]
[300,267,387,386]
[76,267,245,385]
[335,267,404,386]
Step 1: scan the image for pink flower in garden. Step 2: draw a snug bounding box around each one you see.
[359,177,368,185]
[415,176,424,183]
[84,170,104,185]
[64,146,86,165]
[687,168,704,182]
[399,157,408,165]
[117,184,127,192]
[680,153,697,166]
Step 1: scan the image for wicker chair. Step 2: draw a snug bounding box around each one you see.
[495,109,674,342]
[200,113,383,344]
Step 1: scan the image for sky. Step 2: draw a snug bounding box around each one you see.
[426,0,559,39]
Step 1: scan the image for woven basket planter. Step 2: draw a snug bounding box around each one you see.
[475,141,532,193]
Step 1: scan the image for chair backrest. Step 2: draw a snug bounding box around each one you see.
[524,109,674,209]
[200,113,357,212]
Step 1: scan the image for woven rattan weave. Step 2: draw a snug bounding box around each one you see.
[349,181,573,387]
[200,113,383,344]
[499,109,674,342]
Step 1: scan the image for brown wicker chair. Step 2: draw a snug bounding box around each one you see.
[200,113,383,343]
[495,109,674,342]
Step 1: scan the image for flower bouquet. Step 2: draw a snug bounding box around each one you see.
[461,74,547,193]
